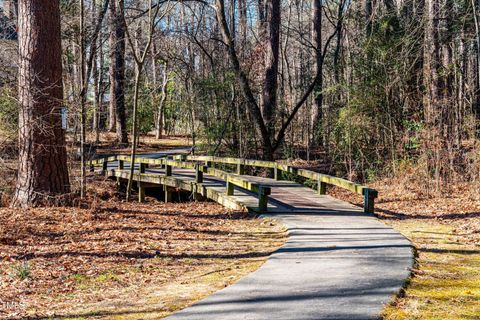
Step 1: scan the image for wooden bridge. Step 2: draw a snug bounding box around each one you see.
[88,154,414,320]
[89,154,378,215]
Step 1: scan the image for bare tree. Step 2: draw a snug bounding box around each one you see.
[123,0,165,200]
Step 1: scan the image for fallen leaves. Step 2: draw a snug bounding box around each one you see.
[0,179,286,319]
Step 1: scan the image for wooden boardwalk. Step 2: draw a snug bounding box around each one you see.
[90,154,413,319]
[91,153,378,215]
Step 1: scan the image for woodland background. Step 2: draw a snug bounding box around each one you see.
[0,0,478,191]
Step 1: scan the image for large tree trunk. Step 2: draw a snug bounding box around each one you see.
[261,0,281,138]
[12,0,70,207]
[109,0,128,144]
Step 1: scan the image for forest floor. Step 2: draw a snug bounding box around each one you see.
[0,179,287,319]
[89,133,193,156]
[1,134,479,319]
[331,179,480,319]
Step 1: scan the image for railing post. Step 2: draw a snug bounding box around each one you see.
[165,164,172,176]
[237,160,245,175]
[274,166,281,181]
[363,188,378,214]
[258,186,271,213]
[318,179,327,195]
[226,176,234,196]
[195,164,203,183]
[140,163,146,174]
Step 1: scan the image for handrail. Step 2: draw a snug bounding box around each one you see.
[88,154,378,214]
[182,155,377,213]
[88,155,271,213]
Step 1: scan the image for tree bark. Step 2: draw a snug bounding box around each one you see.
[473,0,480,120]
[311,0,323,146]
[215,0,273,159]
[12,0,70,207]
[109,0,128,144]
[261,0,281,137]
[156,62,168,139]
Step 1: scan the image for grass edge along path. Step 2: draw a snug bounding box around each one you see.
[382,220,480,319]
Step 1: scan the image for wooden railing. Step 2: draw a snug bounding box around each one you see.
[89,155,272,213]
[89,154,378,214]
[179,155,378,213]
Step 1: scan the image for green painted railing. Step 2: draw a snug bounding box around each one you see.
[89,154,378,214]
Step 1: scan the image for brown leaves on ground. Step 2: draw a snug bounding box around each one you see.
[330,179,480,245]
[0,179,286,319]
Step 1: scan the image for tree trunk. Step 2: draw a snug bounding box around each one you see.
[12,0,70,207]
[473,0,480,121]
[238,0,247,47]
[423,0,443,185]
[311,0,323,147]
[261,0,281,137]
[156,62,168,139]
[215,0,273,159]
[109,0,128,144]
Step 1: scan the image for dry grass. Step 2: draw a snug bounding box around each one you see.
[0,179,287,319]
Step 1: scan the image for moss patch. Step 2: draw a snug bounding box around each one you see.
[383,221,480,319]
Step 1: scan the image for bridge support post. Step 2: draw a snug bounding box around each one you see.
[363,188,378,214]
[192,185,204,201]
[165,186,172,203]
[116,160,124,185]
[138,182,146,202]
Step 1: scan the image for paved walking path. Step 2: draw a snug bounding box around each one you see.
[100,153,413,319]
[166,187,413,319]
